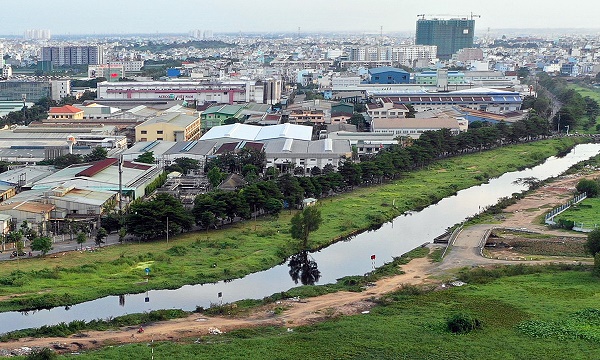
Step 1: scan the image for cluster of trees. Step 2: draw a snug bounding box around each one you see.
[537,72,600,131]
[204,148,266,176]
[37,147,108,169]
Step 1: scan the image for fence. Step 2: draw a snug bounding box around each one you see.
[572,222,599,233]
[544,192,587,225]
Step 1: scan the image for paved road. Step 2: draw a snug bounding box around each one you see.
[0,231,125,261]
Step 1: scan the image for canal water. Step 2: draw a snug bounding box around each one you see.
[1,143,599,334]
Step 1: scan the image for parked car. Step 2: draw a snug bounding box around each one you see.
[9,251,26,258]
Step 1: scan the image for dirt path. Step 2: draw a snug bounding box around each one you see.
[1,169,599,355]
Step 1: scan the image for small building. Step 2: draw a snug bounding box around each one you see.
[136,112,201,142]
[288,109,325,124]
[200,104,245,130]
[366,98,409,119]
[302,197,317,208]
[47,105,84,121]
[368,67,410,84]
[0,200,55,235]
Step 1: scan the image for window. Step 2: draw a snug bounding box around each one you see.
[141,130,147,134]
[157,130,163,134]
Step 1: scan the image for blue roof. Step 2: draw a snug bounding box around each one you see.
[368,67,409,75]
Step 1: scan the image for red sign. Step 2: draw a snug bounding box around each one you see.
[110,73,119,78]
[370,254,376,260]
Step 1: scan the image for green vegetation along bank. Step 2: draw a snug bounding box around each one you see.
[0,138,585,313]
[59,266,600,360]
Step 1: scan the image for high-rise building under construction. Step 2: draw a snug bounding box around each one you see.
[415,17,475,60]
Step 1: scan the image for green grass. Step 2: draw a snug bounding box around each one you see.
[59,268,600,359]
[0,138,585,313]
[555,198,600,228]
[568,84,600,133]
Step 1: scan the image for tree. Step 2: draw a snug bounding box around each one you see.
[118,227,127,243]
[31,236,53,256]
[207,166,225,188]
[586,228,600,256]
[76,232,87,250]
[576,179,599,198]
[95,227,108,247]
[84,147,108,162]
[290,206,322,251]
[126,193,193,241]
[135,151,155,164]
[348,113,367,131]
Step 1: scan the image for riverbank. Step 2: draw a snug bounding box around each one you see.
[1,160,599,356]
[0,138,586,313]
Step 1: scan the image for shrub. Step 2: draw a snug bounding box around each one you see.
[446,312,483,334]
[166,245,188,256]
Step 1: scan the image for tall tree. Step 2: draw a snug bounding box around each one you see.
[126,193,193,241]
[31,236,53,256]
[290,206,322,251]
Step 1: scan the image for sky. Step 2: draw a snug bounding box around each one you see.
[2,0,600,36]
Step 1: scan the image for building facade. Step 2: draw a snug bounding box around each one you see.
[96,81,281,105]
[0,81,51,102]
[41,46,104,66]
[135,113,201,142]
[368,67,410,84]
[416,18,475,60]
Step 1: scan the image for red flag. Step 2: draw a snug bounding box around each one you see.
[370,254,376,260]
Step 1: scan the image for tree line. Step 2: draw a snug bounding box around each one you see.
[536,72,600,132]
[122,113,556,239]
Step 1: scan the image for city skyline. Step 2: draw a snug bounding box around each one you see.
[1,0,599,36]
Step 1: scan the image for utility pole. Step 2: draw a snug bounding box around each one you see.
[118,154,123,213]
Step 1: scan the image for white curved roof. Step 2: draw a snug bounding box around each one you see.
[201,123,312,141]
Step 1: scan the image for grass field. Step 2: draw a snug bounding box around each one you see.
[61,268,600,360]
[568,84,600,133]
[0,138,585,313]
[555,198,600,229]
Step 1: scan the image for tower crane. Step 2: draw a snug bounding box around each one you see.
[417,13,481,20]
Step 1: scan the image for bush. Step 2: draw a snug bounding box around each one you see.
[166,245,188,256]
[26,348,57,360]
[446,312,483,334]
[576,178,599,198]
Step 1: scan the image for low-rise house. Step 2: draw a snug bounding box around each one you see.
[135,112,201,142]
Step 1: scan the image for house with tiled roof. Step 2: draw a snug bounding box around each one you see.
[48,105,84,120]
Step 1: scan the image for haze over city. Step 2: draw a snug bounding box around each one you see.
[2,0,600,35]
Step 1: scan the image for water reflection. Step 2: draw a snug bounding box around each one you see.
[288,251,321,285]
[119,294,125,307]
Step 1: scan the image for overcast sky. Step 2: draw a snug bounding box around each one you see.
[2,0,599,36]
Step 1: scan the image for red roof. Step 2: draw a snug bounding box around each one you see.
[49,105,83,114]
[76,158,118,177]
